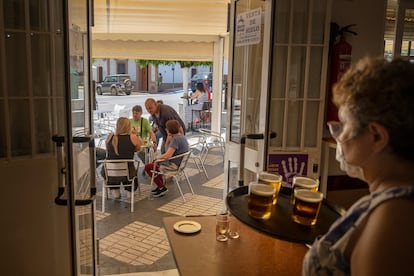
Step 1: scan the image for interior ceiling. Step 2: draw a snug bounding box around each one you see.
[92,0,230,60]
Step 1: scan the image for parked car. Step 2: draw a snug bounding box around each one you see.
[190,72,212,92]
[96,74,134,95]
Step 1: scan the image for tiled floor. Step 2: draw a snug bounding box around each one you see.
[96,147,226,275]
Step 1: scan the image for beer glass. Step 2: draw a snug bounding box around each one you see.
[293,176,319,191]
[258,172,282,205]
[216,210,229,241]
[248,183,275,220]
[292,189,323,226]
[292,176,319,204]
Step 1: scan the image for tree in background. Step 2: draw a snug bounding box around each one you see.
[135,60,212,94]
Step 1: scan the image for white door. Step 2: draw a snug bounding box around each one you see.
[0,0,97,275]
[391,0,414,60]
[225,0,331,193]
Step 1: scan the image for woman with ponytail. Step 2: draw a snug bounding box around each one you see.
[104,117,142,198]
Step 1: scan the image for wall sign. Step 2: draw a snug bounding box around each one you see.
[268,154,309,188]
[235,8,262,47]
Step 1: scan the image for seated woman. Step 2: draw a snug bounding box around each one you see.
[145,119,189,198]
[104,117,142,198]
[184,82,210,129]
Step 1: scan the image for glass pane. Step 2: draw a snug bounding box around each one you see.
[10,99,31,156]
[286,100,303,147]
[3,0,25,29]
[68,0,95,273]
[244,44,264,140]
[5,32,28,97]
[384,40,393,60]
[272,46,288,98]
[292,0,310,44]
[311,0,327,44]
[55,33,66,98]
[401,41,410,56]
[274,0,290,43]
[289,47,306,99]
[32,34,51,97]
[304,101,319,147]
[230,0,265,143]
[308,47,323,98]
[0,100,6,158]
[34,99,52,154]
[268,100,284,147]
[29,0,50,31]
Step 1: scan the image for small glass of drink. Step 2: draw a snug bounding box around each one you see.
[248,182,275,220]
[216,210,229,242]
[227,213,240,239]
[292,189,323,226]
[258,172,282,205]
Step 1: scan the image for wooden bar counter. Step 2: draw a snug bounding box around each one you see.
[163,216,308,276]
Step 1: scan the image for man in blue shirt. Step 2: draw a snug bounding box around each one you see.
[145,98,186,153]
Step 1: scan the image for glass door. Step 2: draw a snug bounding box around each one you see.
[225,0,273,192]
[267,0,330,189]
[225,0,331,193]
[67,0,97,274]
[0,0,96,274]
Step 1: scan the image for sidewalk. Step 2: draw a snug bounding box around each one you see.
[96,143,225,275]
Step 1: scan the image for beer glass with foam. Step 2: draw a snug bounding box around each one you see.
[292,189,323,226]
[248,183,275,220]
[293,176,319,191]
[258,172,282,205]
[292,176,319,203]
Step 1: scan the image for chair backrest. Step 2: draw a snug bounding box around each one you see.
[188,135,207,157]
[177,151,191,172]
[104,159,134,182]
[201,101,212,110]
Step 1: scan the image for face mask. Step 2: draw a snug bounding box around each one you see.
[335,142,366,181]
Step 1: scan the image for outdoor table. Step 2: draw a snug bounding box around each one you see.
[163,216,308,276]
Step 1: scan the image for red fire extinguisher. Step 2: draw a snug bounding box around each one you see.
[326,24,357,122]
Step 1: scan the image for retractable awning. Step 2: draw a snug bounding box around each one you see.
[92,0,230,61]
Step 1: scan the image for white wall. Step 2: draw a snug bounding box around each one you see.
[331,0,387,62]
[327,0,387,175]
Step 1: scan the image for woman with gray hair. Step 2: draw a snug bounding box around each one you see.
[303,57,414,275]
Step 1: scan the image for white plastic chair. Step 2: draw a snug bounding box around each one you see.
[198,128,225,163]
[187,135,209,179]
[102,159,140,212]
[150,151,194,202]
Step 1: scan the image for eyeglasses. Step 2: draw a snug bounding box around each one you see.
[327,121,343,140]
[327,121,359,144]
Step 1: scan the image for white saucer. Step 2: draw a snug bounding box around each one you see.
[173,220,202,234]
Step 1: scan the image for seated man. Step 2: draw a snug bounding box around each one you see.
[130,105,157,163]
[144,119,189,198]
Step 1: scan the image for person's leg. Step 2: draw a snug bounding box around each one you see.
[145,163,164,188]
[155,131,162,145]
[96,148,106,167]
[126,164,138,192]
[137,150,146,164]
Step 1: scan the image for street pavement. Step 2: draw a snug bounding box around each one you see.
[96,88,189,120]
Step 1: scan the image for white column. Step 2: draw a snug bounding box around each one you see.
[211,37,224,133]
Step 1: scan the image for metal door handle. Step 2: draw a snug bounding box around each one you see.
[52,134,96,206]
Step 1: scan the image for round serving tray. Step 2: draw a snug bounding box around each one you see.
[226,186,344,244]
